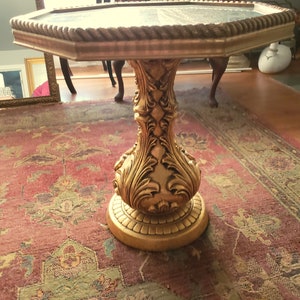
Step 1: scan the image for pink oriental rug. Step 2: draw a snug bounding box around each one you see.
[0,87,299,299]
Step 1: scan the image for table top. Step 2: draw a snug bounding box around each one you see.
[10,0,295,60]
[34,3,264,28]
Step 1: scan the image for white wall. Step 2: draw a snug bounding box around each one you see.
[44,0,96,8]
[0,1,41,65]
[1,1,36,51]
[0,0,102,66]
[0,49,44,66]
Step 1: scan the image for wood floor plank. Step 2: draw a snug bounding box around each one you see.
[57,59,300,144]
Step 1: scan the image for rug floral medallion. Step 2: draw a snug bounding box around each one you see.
[0,87,299,299]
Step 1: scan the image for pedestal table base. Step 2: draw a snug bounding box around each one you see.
[107,192,208,251]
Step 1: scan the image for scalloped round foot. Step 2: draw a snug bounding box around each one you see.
[106,192,209,251]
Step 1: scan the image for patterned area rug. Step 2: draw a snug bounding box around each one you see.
[0,87,299,299]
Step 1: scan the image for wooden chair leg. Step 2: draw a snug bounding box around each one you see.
[59,57,77,94]
[208,57,229,107]
[106,61,116,87]
[102,60,107,72]
[113,60,125,102]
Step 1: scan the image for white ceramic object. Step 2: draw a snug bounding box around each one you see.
[258,42,292,74]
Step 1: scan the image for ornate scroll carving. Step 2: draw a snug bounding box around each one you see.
[113,59,201,215]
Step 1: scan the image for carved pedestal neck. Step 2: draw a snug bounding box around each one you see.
[106,59,208,251]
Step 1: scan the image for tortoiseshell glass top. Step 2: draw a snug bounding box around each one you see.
[33,4,266,28]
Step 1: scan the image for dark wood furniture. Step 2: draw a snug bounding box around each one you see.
[113,57,229,107]
[60,58,116,94]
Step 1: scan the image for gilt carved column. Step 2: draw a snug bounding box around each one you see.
[106,59,208,251]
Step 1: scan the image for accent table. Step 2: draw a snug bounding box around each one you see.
[10,0,295,251]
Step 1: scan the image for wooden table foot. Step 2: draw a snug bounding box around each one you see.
[106,192,208,251]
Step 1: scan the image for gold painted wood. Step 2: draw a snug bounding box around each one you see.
[107,59,208,250]
[107,192,208,251]
[114,59,201,214]
[9,0,296,250]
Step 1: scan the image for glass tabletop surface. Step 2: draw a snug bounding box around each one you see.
[33,4,264,28]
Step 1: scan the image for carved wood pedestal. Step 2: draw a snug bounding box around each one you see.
[106,59,209,251]
[10,0,295,252]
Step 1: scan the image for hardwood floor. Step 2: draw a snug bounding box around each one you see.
[220,65,300,144]
[56,57,300,145]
